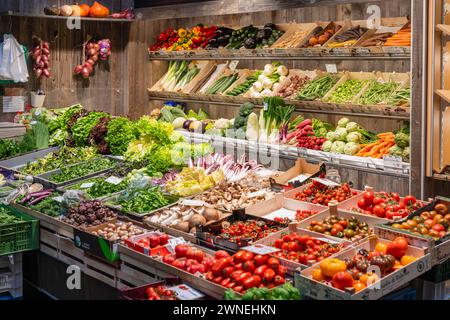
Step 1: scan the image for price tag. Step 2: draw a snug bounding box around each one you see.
[242,244,280,255]
[247,189,266,199]
[383,155,403,170]
[179,199,205,207]
[330,152,341,164]
[228,60,239,71]
[168,284,205,300]
[288,174,311,184]
[325,64,338,73]
[311,177,340,188]
[105,176,123,185]
[168,237,186,251]
[80,182,94,189]
[52,196,64,203]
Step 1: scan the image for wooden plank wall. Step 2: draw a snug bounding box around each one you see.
[128,0,412,194]
[0,0,132,121]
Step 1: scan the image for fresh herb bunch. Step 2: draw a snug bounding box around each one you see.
[0,130,37,160]
[69,176,128,199]
[118,187,171,214]
[21,146,98,175]
[357,81,399,105]
[49,158,116,183]
[0,207,22,225]
[105,117,136,156]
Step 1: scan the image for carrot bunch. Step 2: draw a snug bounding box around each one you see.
[384,24,411,47]
[356,132,395,158]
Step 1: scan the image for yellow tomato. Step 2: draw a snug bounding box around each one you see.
[353,281,366,292]
[375,242,387,254]
[359,272,379,286]
[320,258,347,278]
[312,268,325,282]
[400,255,417,266]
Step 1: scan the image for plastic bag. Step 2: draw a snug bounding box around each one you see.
[0,34,29,83]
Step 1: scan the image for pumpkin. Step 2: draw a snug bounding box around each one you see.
[89,1,109,18]
[79,4,90,17]
[71,5,82,16]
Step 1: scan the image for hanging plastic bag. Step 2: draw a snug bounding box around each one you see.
[0,34,29,83]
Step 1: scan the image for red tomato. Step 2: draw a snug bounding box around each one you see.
[282,235,292,242]
[212,258,231,276]
[215,250,230,259]
[273,275,285,286]
[390,193,401,202]
[403,195,417,206]
[263,268,276,283]
[233,285,243,293]
[277,265,287,277]
[274,239,283,249]
[357,198,367,209]
[193,250,205,263]
[267,257,280,269]
[254,254,268,266]
[230,270,244,282]
[287,241,300,252]
[213,275,223,284]
[233,250,246,263]
[243,275,262,289]
[241,251,254,262]
[234,262,243,270]
[331,272,354,290]
[254,265,268,277]
[236,272,252,284]
[162,254,176,265]
[222,266,234,278]
[432,224,445,232]
[159,234,169,245]
[373,205,386,218]
[393,202,406,212]
[242,261,256,273]
[372,197,385,205]
[363,192,374,205]
[175,244,189,258]
[386,237,409,259]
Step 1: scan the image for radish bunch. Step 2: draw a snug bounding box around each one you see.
[32,41,51,79]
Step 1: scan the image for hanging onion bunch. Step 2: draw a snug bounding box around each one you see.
[74,40,100,79]
[32,40,51,79]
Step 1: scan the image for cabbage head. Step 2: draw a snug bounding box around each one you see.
[331,141,345,153]
[344,142,361,155]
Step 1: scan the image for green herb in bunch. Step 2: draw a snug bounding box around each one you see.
[226,71,261,96]
[105,117,136,156]
[71,112,110,147]
[70,177,128,199]
[357,81,399,105]
[387,87,410,106]
[0,207,22,225]
[18,130,37,153]
[297,75,338,101]
[33,121,49,149]
[49,158,116,183]
[118,186,171,214]
[21,146,98,175]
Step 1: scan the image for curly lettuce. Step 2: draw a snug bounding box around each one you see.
[105,117,136,156]
[71,112,110,147]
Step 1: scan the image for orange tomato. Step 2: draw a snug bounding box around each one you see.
[312,268,325,282]
[320,258,347,278]
[359,272,379,286]
[375,242,387,254]
[400,255,416,266]
[353,281,366,292]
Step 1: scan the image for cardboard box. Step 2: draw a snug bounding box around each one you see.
[245,193,328,222]
[296,236,431,300]
[271,158,323,186]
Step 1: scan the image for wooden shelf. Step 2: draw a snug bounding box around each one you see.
[0,11,135,22]
[436,24,450,36]
[180,131,410,177]
[147,90,411,120]
[148,47,411,61]
[435,89,450,103]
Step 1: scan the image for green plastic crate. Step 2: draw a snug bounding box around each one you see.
[0,205,39,256]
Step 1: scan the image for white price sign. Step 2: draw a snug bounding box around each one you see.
[167,237,186,251]
[105,176,123,185]
[80,182,95,189]
[383,155,403,170]
[168,284,205,300]
[228,60,239,71]
[247,189,266,199]
[242,244,280,255]
[311,177,340,188]
[325,64,338,73]
[180,199,205,207]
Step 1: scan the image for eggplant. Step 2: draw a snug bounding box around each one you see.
[257,29,271,41]
[264,23,276,31]
[244,38,256,49]
[183,120,193,130]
